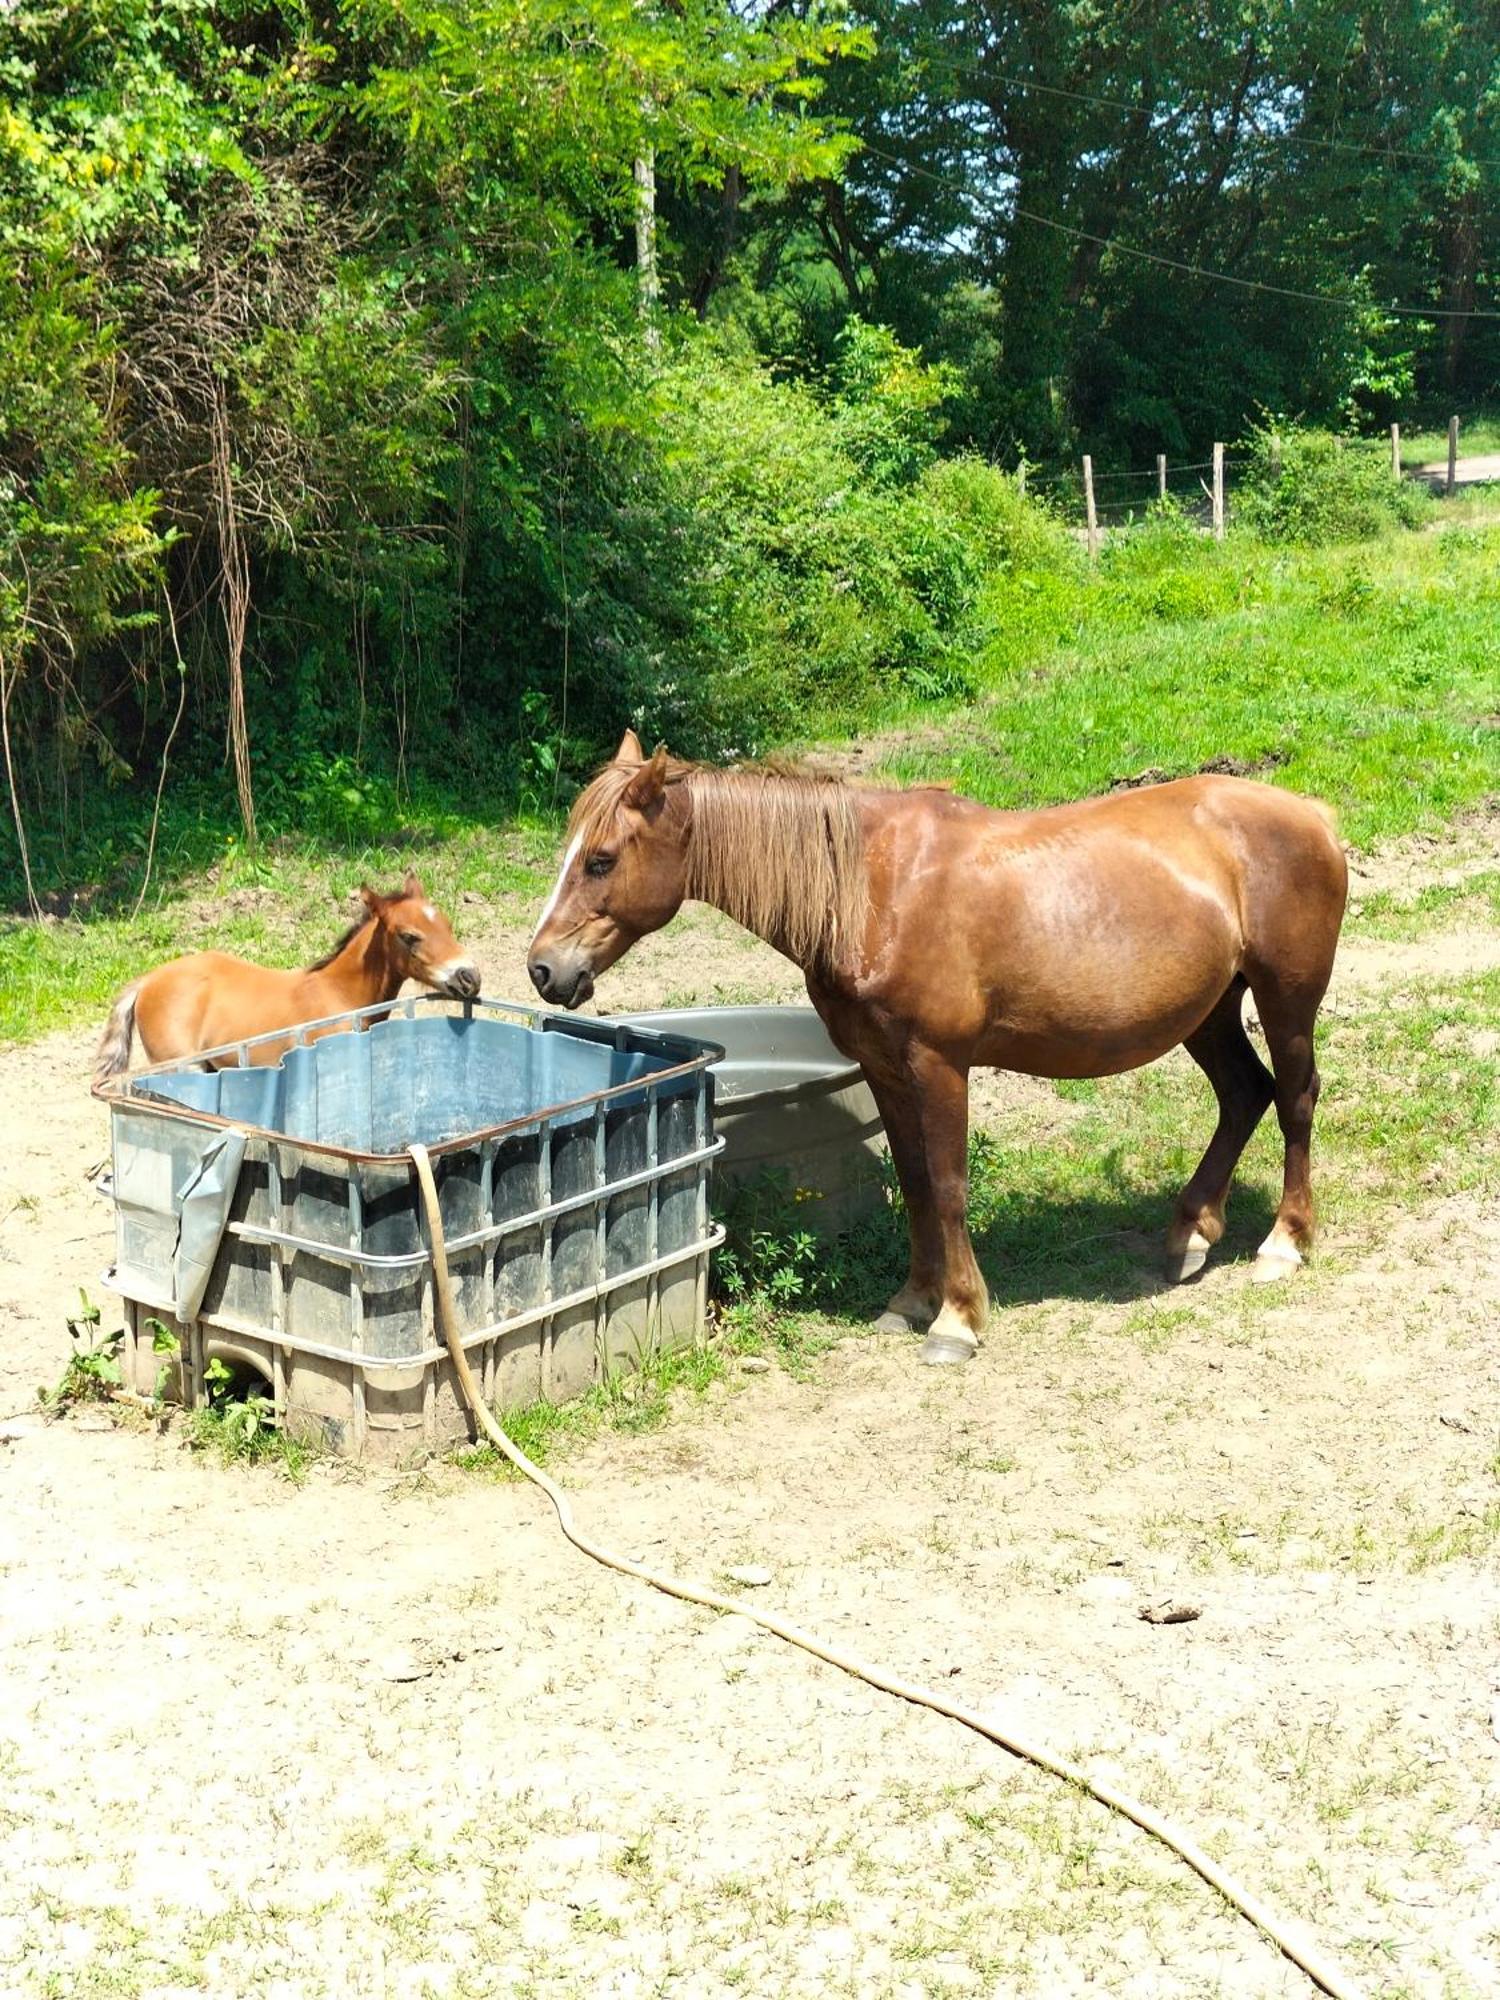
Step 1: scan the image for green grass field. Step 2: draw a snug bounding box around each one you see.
[1401,413,1500,462]
[2,510,1497,1047]
[816,512,1500,847]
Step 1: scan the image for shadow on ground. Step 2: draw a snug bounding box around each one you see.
[732,1170,1280,1328]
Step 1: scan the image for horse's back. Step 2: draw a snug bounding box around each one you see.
[1043,774,1347,972]
[1007,772,1335,845]
[853,772,1345,1065]
[135,949,303,1066]
[1018,774,1348,1000]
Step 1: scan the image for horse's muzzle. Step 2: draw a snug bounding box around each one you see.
[440,962,482,1001]
[527,956,593,1010]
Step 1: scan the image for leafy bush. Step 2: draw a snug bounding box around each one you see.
[917,456,1077,575]
[539,325,994,755]
[829,320,958,484]
[1234,420,1432,545]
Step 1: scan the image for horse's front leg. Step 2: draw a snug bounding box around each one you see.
[869,1052,988,1365]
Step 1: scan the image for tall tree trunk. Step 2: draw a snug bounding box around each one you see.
[690,164,743,316]
[635,143,661,346]
[998,144,1075,455]
[1442,188,1479,391]
[211,378,257,848]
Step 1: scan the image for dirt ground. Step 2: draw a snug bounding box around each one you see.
[1410,452,1500,490]
[3,825,1499,1999]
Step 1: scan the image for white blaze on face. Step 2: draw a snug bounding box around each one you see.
[423,903,436,920]
[531,835,582,947]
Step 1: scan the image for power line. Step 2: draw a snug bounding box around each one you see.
[860,140,1500,322]
[885,51,1500,173]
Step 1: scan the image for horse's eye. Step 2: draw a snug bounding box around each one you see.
[584,853,616,879]
[398,929,422,950]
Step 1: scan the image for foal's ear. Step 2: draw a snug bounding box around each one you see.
[402,871,424,899]
[622,746,669,815]
[358,883,381,915]
[614,726,644,764]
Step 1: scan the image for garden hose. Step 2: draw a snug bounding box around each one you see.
[408,1141,1365,2000]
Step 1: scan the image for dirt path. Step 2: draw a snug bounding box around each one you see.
[1410,452,1500,488]
[2,839,1499,1998]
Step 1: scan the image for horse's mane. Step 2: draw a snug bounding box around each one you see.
[568,754,868,971]
[305,917,368,972]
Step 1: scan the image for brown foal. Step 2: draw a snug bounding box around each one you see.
[528,731,1347,1364]
[94,875,480,1080]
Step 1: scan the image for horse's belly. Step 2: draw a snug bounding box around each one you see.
[970,917,1239,1080]
[976,1005,1217,1080]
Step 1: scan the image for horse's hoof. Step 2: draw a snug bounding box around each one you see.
[875,1289,934,1336]
[1251,1247,1303,1285]
[874,1309,921,1335]
[918,1329,979,1366]
[1164,1231,1212,1285]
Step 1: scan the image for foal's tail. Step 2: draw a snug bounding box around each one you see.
[94,982,140,1085]
[1308,796,1342,841]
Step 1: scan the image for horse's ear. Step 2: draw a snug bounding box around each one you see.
[402,871,423,899]
[614,727,644,765]
[622,746,669,815]
[358,883,381,914]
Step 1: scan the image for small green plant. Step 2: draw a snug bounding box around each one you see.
[147,1318,180,1401]
[707,1170,891,1374]
[713,1172,822,1319]
[185,1358,307,1476]
[40,1291,123,1410]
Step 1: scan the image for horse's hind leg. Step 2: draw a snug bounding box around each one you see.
[1166,978,1275,1282]
[866,1078,941,1335]
[1245,975,1328,1283]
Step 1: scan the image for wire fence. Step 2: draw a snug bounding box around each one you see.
[1029,458,1250,529]
[1015,414,1490,546]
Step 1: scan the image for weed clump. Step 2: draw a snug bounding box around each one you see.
[39,1290,123,1410]
[1234,418,1431,544]
[183,1356,308,1478]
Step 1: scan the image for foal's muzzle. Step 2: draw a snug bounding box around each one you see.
[439,962,482,1001]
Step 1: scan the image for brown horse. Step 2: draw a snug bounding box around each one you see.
[528,730,1348,1364]
[94,874,480,1081]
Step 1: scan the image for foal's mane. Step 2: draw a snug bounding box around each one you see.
[569,754,869,971]
[305,916,371,973]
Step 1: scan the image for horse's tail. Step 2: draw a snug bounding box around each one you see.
[1308,796,1341,841]
[94,982,140,1085]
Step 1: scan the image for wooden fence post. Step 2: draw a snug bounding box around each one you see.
[1390,422,1401,481]
[1082,455,1099,562]
[1447,415,1458,496]
[1156,453,1167,502]
[1017,458,1027,499]
[1212,442,1225,540]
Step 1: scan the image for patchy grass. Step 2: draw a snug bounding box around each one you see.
[0,819,554,1046]
[1348,870,1500,941]
[5,515,1499,1048]
[1402,413,1500,463]
[453,1339,732,1478]
[181,1398,312,1480]
[840,521,1500,849]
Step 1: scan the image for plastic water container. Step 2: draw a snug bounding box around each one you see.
[95,996,723,1459]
